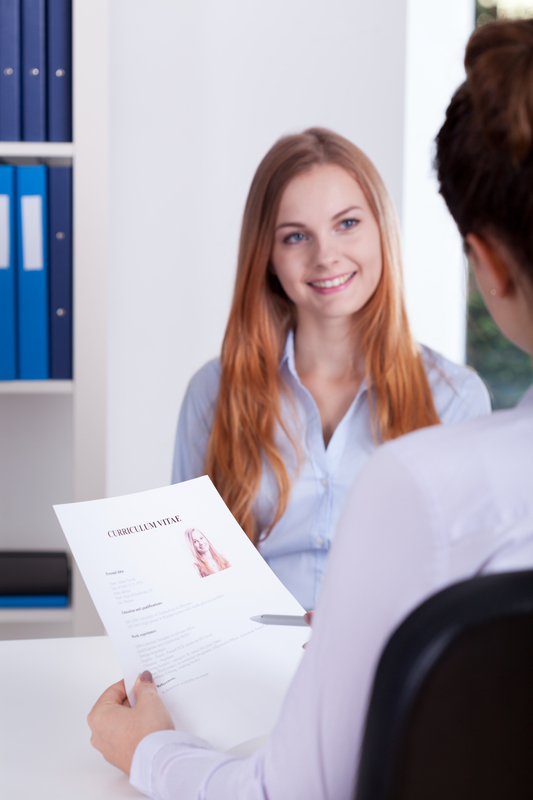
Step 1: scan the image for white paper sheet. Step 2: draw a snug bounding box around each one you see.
[54,476,309,752]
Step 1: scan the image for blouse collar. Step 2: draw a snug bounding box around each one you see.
[280,329,297,378]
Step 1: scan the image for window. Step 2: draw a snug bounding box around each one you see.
[466,1,533,408]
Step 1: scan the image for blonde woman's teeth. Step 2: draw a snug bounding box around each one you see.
[310,272,355,289]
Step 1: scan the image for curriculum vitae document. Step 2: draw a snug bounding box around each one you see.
[54,477,308,752]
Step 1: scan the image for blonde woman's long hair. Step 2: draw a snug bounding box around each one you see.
[184,528,230,578]
[206,127,440,544]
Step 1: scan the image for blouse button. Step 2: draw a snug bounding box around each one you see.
[315,536,324,546]
[321,477,329,487]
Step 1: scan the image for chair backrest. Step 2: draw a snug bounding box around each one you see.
[354,570,533,800]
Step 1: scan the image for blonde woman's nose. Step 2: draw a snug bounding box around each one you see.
[314,234,341,269]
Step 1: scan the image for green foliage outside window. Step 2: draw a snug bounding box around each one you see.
[475,1,497,25]
[465,0,533,408]
[467,271,533,408]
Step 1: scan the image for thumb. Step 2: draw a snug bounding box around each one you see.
[134,670,159,702]
[132,669,175,733]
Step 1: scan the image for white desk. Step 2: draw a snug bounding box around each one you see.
[0,636,142,800]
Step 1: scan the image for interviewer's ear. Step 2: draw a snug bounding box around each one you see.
[466,232,533,354]
[466,233,514,300]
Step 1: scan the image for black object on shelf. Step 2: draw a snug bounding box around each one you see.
[0,550,70,595]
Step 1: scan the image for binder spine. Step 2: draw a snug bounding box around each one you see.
[0,0,21,140]
[0,165,17,379]
[0,595,68,607]
[47,0,71,142]
[21,0,46,141]
[48,166,72,378]
[16,164,49,378]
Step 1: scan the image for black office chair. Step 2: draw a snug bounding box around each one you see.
[355,570,533,800]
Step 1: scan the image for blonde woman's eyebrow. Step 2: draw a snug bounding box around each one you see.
[332,205,363,220]
[275,220,306,231]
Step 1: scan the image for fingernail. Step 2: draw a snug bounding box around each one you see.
[140,670,153,683]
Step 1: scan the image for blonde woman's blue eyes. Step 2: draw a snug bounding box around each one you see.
[282,219,358,243]
[339,218,358,229]
[284,232,307,244]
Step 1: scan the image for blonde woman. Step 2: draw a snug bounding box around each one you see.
[184,528,230,578]
[173,128,490,609]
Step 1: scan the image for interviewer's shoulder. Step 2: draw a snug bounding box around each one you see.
[420,344,491,423]
[381,401,525,486]
[350,403,532,572]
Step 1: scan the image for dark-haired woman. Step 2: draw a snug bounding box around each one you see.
[89,19,533,800]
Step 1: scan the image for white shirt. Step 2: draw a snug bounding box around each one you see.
[132,385,533,800]
[172,331,491,609]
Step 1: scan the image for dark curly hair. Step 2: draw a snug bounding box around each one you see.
[435,19,533,283]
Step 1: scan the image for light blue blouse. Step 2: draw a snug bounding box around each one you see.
[172,331,491,610]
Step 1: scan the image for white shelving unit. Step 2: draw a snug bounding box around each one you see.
[0,142,74,157]
[0,0,109,639]
[0,381,73,394]
[0,606,73,623]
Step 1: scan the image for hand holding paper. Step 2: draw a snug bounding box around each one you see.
[88,671,174,776]
[55,476,309,753]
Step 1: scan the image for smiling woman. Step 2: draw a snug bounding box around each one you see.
[172,128,491,610]
[270,164,384,446]
[271,165,382,317]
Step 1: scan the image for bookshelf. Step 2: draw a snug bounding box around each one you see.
[0,0,109,639]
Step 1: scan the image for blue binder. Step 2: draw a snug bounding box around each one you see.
[21,0,46,141]
[47,0,72,142]
[16,165,49,378]
[0,0,21,140]
[48,166,72,378]
[0,594,68,607]
[0,165,17,379]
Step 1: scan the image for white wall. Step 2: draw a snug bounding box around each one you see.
[402,0,474,362]
[106,0,474,497]
[107,0,408,496]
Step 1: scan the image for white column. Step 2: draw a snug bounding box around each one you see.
[402,0,474,362]
[72,0,110,635]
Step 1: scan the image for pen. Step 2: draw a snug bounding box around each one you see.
[250,614,309,627]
